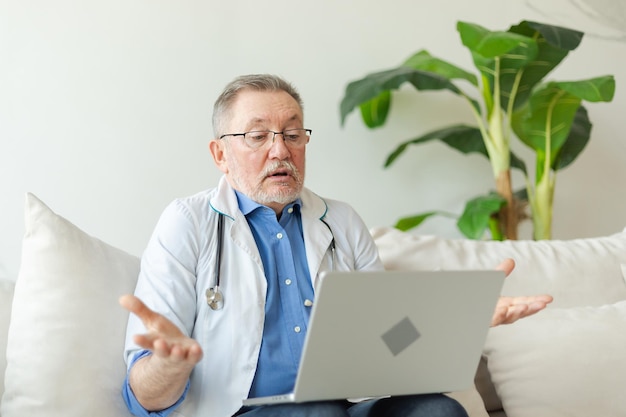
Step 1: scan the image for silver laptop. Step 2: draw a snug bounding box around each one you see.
[243,269,505,406]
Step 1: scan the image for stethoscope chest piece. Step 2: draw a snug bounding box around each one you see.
[206,287,224,310]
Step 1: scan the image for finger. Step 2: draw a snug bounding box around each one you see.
[536,294,554,304]
[119,294,161,325]
[170,344,201,363]
[152,339,203,365]
[175,342,204,363]
[501,294,554,306]
[491,307,507,327]
[133,333,161,350]
[493,298,553,326]
[152,338,172,358]
[526,299,552,314]
[187,343,204,363]
[503,304,530,324]
[494,258,515,277]
[492,304,528,326]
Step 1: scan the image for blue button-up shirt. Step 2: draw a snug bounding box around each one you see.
[235,191,315,398]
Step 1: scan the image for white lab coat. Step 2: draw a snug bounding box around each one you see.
[124,176,383,417]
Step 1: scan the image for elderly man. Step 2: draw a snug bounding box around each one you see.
[120,74,552,417]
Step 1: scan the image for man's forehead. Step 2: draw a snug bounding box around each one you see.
[245,114,301,125]
[234,90,300,108]
[228,91,303,127]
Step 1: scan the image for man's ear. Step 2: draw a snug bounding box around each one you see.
[209,139,228,174]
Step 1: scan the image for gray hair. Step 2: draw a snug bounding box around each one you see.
[212,74,303,138]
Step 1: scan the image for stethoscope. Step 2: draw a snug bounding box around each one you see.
[205,212,336,310]
[205,213,226,310]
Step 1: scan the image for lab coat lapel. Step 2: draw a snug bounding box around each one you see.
[209,176,264,272]
[300,188,333,287]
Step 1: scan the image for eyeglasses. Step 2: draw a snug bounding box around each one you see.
[219,129,312,150]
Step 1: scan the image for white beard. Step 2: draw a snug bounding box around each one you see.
[231,160,304,206]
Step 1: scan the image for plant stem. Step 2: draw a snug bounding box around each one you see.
[532,174,554,240]
[465,61,519,240]
[489,58,517,239]
[532,91,563,239]
[495,169,518,240]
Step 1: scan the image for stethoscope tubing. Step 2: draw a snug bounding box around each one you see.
[206,213,335,310]
[215,213,224,289]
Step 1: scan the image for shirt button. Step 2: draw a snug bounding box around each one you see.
[294,326,301,333]
[285,279,292,285]
[304,299,313,307]
[287,207,294,214]
[276,232,283,239]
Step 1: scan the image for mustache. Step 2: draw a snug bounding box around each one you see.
[260,161,302,182]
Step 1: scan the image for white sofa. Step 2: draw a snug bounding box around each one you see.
[1,193,626,417]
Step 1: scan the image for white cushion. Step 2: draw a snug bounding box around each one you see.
[1,193,139,417]
[371,227,626,308]
[0,279,15,401]
[483,300,626,417]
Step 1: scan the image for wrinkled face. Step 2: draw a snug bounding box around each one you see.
[209,89,306,214]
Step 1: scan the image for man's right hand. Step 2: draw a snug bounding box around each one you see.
[119,294,203,411]
[120,294,203,364]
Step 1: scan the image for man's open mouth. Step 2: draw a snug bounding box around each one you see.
[268,170,291,178]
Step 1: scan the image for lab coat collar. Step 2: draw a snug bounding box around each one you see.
[209,175,328,221]
[209,175,333,286]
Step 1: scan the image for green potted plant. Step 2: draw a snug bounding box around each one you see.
[340,20,615,240]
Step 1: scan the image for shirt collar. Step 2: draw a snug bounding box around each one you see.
[234,190,302,217]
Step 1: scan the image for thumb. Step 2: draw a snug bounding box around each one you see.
[495,258,515,277]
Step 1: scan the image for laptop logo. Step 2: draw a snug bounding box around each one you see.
[381,316,421,356]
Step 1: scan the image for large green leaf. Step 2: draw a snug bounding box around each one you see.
[458,21,536,58]
[513,77,615,178]
[556,75,616,102]
[524,21,583,50]
[458,21,538,118]
[503,21,584,110]
[554,105,591,171]
[394,211,444,231]
[402,50,478,86]
[384,125,486,167]
[513,83,581,179]
[383,124,527,174]
[457,193,507,240]
[460,20,584,115]
[340,66,471,126]
[359,90,391,128]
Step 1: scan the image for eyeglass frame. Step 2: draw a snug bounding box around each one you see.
[218,128,312,149]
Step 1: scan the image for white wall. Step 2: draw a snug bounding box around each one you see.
[2,0,626,281]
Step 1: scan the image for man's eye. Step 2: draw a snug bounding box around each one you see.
[284,130,304,141]
[247,132,270,141]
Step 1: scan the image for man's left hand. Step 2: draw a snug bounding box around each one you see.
[491,258,553,327]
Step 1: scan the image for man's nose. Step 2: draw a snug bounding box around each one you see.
[268,133,291,157]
